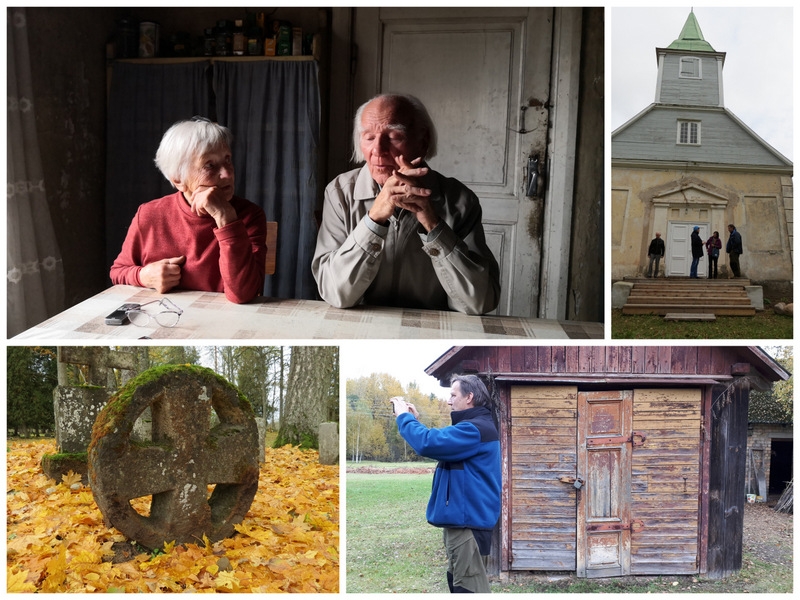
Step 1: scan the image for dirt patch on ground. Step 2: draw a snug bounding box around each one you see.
[742,499,793,567]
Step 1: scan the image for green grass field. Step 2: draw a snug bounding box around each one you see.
[346,473,447,593]
[611,309,793,339]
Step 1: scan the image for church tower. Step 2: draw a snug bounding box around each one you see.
[654,10,725,108]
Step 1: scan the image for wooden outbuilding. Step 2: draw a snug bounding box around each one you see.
[425,346,789,579]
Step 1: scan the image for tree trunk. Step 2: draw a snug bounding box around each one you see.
[274,347,337,449]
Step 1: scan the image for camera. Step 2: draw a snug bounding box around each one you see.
[389,396,406,415]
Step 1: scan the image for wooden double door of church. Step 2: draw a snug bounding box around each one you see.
[510,386,702,577]
[666,222,710,277]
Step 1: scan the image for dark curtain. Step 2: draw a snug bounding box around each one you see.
[213,59,320,300]
[105,60,211,272]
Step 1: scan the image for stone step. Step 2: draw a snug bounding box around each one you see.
[632,286,749,293]
[622,304,756,316]
[627,295,752,305]
[626,277,752,285]
[620,277,757,317]
[632,283,748,289]
[664,313,717,321]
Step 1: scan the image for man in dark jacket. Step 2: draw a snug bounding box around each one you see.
[391,375,501,593]
[726,223,743,277]
[690,226,704,278]
[646,232,665,278]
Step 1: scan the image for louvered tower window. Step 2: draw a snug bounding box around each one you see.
[679,57,702,79]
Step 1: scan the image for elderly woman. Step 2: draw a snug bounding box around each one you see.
[110,117,267,303]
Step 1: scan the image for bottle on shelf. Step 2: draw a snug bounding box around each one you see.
[215,20,231,56]
[232,19,245,56]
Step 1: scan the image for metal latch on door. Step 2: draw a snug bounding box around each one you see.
[559,476,584,489]
[586,431,647,447]
[586,520,645,533]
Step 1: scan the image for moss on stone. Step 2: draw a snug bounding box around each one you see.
[42,451,88,462]
[91,364,253,444]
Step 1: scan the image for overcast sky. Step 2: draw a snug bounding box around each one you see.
[611,6,793,161]
[342,341,457,400]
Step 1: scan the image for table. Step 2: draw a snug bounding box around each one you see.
[13,285,604,340]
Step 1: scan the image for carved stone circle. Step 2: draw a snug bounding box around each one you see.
[88,365,259,549]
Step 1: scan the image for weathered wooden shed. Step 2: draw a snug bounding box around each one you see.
[425,346,789,579]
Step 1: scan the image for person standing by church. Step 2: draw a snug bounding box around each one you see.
[705,231,721,279]
[726,224,743,278]
[689,226,703,278]
[646,232,665,278]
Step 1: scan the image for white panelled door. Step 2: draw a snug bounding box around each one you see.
[354,8,554,317]
[667,222,708,277]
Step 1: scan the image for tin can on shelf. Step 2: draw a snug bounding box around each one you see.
[138,21,159,58]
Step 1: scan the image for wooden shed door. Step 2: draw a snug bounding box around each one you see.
[577,390,634,578]
[510,385,579,571]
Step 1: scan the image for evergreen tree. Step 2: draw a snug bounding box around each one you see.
[7,347,57,437]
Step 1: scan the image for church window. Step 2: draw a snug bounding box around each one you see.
[677,120,701,145]
[679,57,701,79]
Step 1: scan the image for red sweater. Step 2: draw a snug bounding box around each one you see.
[110,192,267,303]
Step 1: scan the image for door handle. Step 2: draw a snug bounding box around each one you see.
[526,155,539,197]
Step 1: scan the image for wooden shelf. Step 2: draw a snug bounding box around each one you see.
[112,55,315,64]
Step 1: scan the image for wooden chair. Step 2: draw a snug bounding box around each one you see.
[265,221,278,275]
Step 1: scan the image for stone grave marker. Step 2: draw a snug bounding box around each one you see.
[42,347,137,483]
[318,422,339,465]
[88,365,260,549]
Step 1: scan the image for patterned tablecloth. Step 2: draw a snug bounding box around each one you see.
[13,286,604,340]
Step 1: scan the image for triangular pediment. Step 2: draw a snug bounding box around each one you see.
[652,182,729,206]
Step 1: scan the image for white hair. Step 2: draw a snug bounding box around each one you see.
[154,117,233,187]
[351,93,438,163]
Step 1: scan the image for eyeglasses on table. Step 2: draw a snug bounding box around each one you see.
[126,298,183,327]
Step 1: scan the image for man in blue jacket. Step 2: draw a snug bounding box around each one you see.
[390,375,501,593]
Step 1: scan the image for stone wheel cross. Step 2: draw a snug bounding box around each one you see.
[88,365,260,549]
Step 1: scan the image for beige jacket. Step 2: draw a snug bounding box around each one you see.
[312,165,500,315]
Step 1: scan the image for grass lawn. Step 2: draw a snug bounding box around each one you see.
[611,309,793,339]
[346,473,447,593]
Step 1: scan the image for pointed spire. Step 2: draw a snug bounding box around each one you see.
[667,10,716,52]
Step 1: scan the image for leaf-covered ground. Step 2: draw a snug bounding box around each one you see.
[7,438,339,593]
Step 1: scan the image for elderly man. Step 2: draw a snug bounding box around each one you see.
[312,93,500,315]
[390,375,501,593]
[110,117,267,304]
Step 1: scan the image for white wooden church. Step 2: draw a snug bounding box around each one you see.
[611,10,793,287]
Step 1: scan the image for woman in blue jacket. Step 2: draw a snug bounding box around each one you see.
[391,375,501,593]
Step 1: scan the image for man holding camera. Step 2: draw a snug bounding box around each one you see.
[390,375,501,593]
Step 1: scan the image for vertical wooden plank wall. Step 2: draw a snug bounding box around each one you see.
[630,388,702,574]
